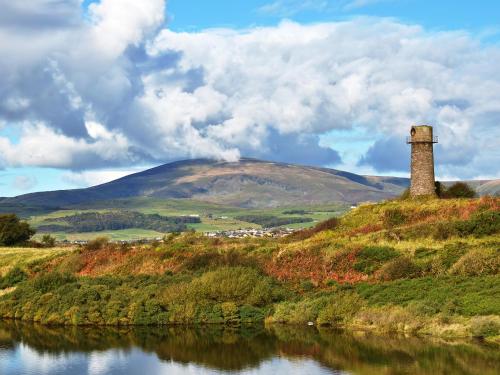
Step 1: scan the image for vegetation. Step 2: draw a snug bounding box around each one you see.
[234,214,313,228]
[441,182,477,198]
[0,214,35,246]
[0,197,498,340]
[38,211,200,233]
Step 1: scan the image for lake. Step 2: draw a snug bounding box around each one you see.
[0,320,498,375]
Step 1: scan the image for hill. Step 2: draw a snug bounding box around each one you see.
[1,158,409,210]
[0,197,498,339]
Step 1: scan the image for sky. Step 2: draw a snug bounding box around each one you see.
[0,0,499,197]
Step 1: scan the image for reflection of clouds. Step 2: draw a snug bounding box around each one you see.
[13,343,87,374]
[3,345,340,375]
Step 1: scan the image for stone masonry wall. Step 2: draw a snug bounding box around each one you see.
[410,126,436,197]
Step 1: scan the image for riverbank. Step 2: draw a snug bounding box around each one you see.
[0,197,498,340]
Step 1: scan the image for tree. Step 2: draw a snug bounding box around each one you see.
[41,234,56,248]
[0,214,36,246]
[441,182,476,199]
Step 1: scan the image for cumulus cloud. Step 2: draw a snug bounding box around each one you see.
[12,175,38,191]
[0,0,499,179]
[62,168,147,187]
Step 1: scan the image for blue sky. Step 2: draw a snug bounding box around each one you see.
[0,0,499,197]
[166,0,500,35]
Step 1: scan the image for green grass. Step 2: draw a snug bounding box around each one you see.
[0,247,71,275]
[356,275,500,316]
[33,229,165,241]
[25,198,347,239]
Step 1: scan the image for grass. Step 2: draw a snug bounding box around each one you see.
[0,247,71,275]
[33,229,166,241]
[0,197,498,338]
[26,198,347,239]
[356,275,500,316]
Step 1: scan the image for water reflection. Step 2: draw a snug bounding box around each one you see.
[0,320,498,375]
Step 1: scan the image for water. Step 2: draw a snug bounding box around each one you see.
[0,321,498,375]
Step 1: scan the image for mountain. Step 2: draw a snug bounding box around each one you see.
[1,158,411,210]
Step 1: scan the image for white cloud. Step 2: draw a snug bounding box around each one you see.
[0,122,132,169]
[0,1,499,179]
[62,168,146,187]
[12,175,38,190]
[257,0,329,17]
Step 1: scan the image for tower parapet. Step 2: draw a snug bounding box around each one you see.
[407,125,437,197]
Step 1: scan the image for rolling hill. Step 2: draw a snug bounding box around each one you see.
[1,158,410,210]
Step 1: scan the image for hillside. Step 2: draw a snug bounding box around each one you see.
[0,197,498,339]
[1,158,409,210]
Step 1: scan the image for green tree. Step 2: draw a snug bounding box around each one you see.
[41,234,56,248]
[441,182,476,198]
[0,214,36,246]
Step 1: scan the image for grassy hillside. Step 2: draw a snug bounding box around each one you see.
[0,197,498,340]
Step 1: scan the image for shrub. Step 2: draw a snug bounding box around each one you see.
[317,292,365,325]
[376,257,420,281]
[442,182,476,199]
[300,280,315,292]
[454,211,500,237]
[272,297,329,324]
[353,246,399,275]
[85,237,110,251]
[0,267,27,289]
[163,267,281,307]
[430,243,468,274]
[32,272,77,293]
[355,305,421,333]
[470,316,500,337]
[449,249,499,276]
[383,209,407,228]
[41,234,56,248]
[0,214,36,246]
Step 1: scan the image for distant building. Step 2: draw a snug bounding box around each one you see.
[407,125,438,197]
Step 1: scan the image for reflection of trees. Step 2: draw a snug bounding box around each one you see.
[270,325,500,375]
[1,320,499,375]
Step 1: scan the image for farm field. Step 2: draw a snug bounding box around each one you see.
[26,198,348,240]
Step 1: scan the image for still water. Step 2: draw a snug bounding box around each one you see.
[0,320,498,375]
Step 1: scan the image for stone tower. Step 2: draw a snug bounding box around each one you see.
[407,125,438,197]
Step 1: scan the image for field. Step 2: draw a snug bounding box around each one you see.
[27,198,348,240]
[0,197,498,340]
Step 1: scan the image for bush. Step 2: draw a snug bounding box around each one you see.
[0,214,36,246]
[470,316,500,337]
[162,267,281,307]
[441,182,476,199]
[449,249,499,276]
[0,267,27,289]
[317,292,365,325]
[41,234,56,248]
[383,209,407,228]
[353,246,399,275]
[272,297,329,324]
[430,243,468,274]
[376,257,420,281]
[355,305,421,333]
[454,211,500,237]
[32,272,77,293]
[85,237,110,251]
